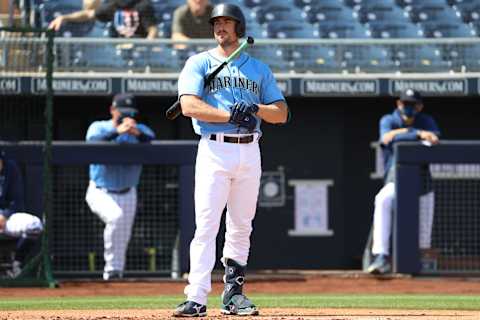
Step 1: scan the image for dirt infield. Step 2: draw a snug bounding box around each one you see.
[2,308,480,320]
[1,272,480,319]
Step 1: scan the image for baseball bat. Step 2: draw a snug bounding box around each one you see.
[165,36,255,120]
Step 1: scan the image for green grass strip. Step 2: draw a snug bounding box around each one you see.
[0,294,479,311]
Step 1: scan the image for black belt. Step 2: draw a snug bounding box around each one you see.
[97,186,131,194]
[210,134,254,144]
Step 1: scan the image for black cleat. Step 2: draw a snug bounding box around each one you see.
[173,300,207,317]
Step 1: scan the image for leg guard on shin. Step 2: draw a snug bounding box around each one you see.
[221,258,258,316]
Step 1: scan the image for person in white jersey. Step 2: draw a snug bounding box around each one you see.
[172,3,290,317]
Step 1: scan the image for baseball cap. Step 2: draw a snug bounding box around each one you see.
[399,89,422,103]
[112,93,138,114]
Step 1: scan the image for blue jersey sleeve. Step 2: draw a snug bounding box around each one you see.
[260,65,285,105]
[178,54,207,98]
[379,115,394,142]
[379,114,418,144]
[136,124,156,142]
[86,121,118,141]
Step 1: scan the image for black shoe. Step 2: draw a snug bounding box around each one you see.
[173,301,207,317]
[368,254,391,275]
[103,270,123,281]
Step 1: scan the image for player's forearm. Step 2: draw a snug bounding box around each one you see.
[256,101,288,124]
[180,95,230,122]
[62,9,95,22]
[381,128,408,145]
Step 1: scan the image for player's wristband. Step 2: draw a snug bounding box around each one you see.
[250,104,259,114]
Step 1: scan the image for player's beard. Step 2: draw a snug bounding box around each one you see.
[215,31,237,49]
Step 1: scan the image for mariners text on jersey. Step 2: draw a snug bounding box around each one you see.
[208,76,259,95]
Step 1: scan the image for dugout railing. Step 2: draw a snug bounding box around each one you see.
[394,141,480,275]
[0,141,197,279]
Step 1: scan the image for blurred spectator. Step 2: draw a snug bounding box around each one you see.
[85,94,155,281]
[49,0,158,39]
[0,148,43,277]
[84,0,102,11]
[171,0,213,48]
[367,89,440,275]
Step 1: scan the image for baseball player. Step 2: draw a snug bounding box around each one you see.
[0,149,43,271]
[368,89,441,275]
[85,93,155,281]
[173,3,289,317]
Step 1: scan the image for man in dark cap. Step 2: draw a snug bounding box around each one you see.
[367,89,441,275]
[85,93,155,280]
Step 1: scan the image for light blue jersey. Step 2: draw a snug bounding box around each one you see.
[86,120,155,190]
[178,49,285,135]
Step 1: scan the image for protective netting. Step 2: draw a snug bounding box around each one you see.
[0,28,55,287]
[421,164,480,274]
[51,165,179,277]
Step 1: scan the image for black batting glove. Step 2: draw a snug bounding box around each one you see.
[229,102,258,132]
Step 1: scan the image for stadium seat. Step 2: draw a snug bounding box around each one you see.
[151,1,180,23]
[247,45,290,72]
[366,21,424,38]
[398,0,448,9]
[317,21,370,38]
[251,4,306,25]
[452,2,480,23]
[84,21,110,38]
[296,0,347,10]
[244,0,294,8]
[66,45,127,71]
[39,0,94,37]
[393,45,450,72]
[281,45,341,73]
[263,21,319,38]
[469,20,480,35]
[245,20,266,39]
[409,6,463,24]
[346,0,397,12]
[358,5,410,24]
[144,46,184,72]
[420,21,477,37]
[157,21,172,38]
[445,44,480,72]
[340,46,395,73]
[303,4,358,24]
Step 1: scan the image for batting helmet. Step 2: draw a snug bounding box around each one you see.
[209,3,246,38]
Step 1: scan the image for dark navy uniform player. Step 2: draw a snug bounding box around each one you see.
[173,3,289,317]
[368,89,441,275]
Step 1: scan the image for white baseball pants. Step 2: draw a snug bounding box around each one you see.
[85,181,137,274]
[185,135,262,305]
[3,212,43,238]
[372,182,435,255]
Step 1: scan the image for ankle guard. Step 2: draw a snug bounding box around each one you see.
[222,258,246,304]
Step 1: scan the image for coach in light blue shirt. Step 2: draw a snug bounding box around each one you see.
[86,94,155,191]
[85,93,155,281]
